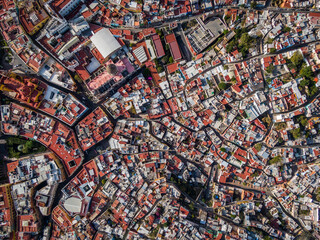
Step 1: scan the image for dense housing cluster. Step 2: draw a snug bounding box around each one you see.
[1,0,320,239]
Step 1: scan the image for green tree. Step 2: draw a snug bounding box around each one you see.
[9,148,20,158]
[156,29,163,37]
[254,143,262,151]
[250,1,257,8]
[269,155,282,165]
[169,56,174,63]
[164,221,171,227]
[240,48,248,57]
[262,115,272,126]
[266,65,275,74]
[157,67,163,73]
[291,51,304,68]
[270,48,276,53]
[298,115,308,127]
[74,74,82,82]
[300,66,314,81]
[218,82,230,90]
[239,33,252,46]
[291,128,301,139]
[283,26,291,33]
[220,147,226,152]
[306,130,311,139]
[189,202,195,211]
[298,209,310,215]
[22,141,33,154]
[101,179,106,185]
[266,37,274,44]
[299,78,310,87]
[315,187,320,201]
[264,236,273,240]
[309,85,318,97]
[226,42,234,53]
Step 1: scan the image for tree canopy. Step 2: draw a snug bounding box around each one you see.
[283,26,291,33]
[250,1,257,8]
[300,66,314,81]
[291,51,304,68]
[266,64,275,74]
[299,66,318,97]
[298,115,308,127]
[218,82,230,90]
[269,156,282,165]
[239,33,252,46]
[291,128,301,140]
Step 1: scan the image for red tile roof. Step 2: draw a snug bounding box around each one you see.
[165,34,182,61]
[151,34,165,58]
[166,62,179,74]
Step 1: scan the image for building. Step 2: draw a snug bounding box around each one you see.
[165,33,182,61]
[75,107,113,151]
[133,46,148,64]
[49,0,82,18]
[19,1,49,35]
[0,72,45,109]
[63,197,82,214]
[0,184,14,239]
[186,17,226,55]
[90,28,121,59]
[151,34,165,58]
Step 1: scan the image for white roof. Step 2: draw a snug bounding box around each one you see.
[90,28,121,58]
[63,197,82,213]
[86,57,100,73]
[128,1,137,8]
[133,46,147,63]
[44,86,61,103]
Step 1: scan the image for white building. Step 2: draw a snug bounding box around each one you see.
[90,28,121,59]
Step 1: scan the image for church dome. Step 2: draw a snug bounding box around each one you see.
[106,64,118,75]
